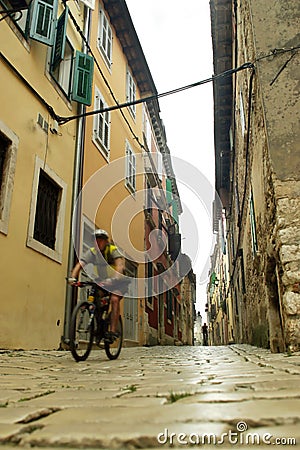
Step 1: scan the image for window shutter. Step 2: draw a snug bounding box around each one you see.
[72,51,94,106]
[166,178,173,204]
[51,6,68,70]
[28,0,58,46]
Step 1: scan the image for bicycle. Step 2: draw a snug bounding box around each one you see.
[69,279,128,362]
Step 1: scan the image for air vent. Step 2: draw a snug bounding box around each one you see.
[37,114,49,134]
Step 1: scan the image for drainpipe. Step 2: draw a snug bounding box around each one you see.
[61,5,90,347]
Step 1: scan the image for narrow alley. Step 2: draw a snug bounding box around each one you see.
[0,345,299,449]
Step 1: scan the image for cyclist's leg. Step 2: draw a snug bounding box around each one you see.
[110,292,122,333]
[94,288,106,340]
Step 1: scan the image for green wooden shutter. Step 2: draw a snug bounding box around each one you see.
[166,178,173,204]
[72,51,94,106]
[51,6,68,70]
[28,0,58,46]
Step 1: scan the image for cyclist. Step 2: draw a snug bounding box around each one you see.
[69,229,125,343]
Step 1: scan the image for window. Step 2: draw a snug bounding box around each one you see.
[146,259,153,306]
[126,69,136,118]
[0,138,7,189]
[249,190,258,255]
[93,87,110,158]
[49,7,94,105]
[97,7,112,66]
[82,218,94,256]
[51,38,74,98]
[79,218,95,286]
[0,121,18,235]
[125,141,136,194]
[166,290,173,321]
[146,180,154,214]
[142,105,151,148]
[33,170,60,249]
[27,156,66,263]
[28,0,58,46]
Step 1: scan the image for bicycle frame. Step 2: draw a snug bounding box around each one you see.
[69,280,123,362]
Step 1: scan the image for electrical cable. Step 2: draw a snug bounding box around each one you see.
[255,45,300,62]
[56,62,255,125]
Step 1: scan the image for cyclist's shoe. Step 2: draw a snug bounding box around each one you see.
[94,330,102,346]
[104,331,120,344]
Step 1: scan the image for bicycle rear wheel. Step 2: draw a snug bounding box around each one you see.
[70,301,94,362]
[104,315,123,360]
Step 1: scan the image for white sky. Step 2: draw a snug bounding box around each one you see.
[126,0,215,318]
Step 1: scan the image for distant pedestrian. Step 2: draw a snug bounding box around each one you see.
[202,323,208,346]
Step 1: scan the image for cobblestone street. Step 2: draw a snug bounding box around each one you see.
[0,345,299,449]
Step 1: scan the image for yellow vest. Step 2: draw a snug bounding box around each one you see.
[90,244,118,278]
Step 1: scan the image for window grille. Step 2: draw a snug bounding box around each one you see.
[125,142,136,193]
[0,134,8,192]
[146,260,153,304]
[167,290,173,321]
[34,170,60,249]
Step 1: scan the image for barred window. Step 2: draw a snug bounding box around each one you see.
[33,170,61,249]
[0,122,18,236]
[167,290,173,321]
[0,134,8,192]
[125,141,136,194]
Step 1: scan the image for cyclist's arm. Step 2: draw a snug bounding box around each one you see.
[112,257,125,278]
[71,260,86,279]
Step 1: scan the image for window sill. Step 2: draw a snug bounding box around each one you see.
[26,237,62,264]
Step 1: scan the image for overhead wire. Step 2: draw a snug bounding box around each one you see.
[56,62,254,125]
[2,0,299,144]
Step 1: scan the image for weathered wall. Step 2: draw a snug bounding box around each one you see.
[249,0,300,351]
[228,0,300,352]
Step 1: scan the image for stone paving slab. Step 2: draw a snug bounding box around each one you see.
[0,345,299,449]
[21,421,228,449]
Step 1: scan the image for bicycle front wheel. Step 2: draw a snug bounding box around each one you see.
[70,301,94,362]
[104,315,123,360]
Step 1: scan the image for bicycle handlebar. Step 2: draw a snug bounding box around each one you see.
[73,281,97,288]
[67,277,131,291]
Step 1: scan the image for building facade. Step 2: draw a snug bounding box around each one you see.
[62,0,155,347]
[0,0,196,349]
[0,0,86,348]
[210,0,300,352]
[206,211,234,345]
[142,99,196,346]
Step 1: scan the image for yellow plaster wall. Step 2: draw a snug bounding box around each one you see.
[80,1,146,344]
[0,3,83,349]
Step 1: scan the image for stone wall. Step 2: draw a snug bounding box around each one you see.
[249,0,300,351]
[273,180,300,351]
[228,0,300,352]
